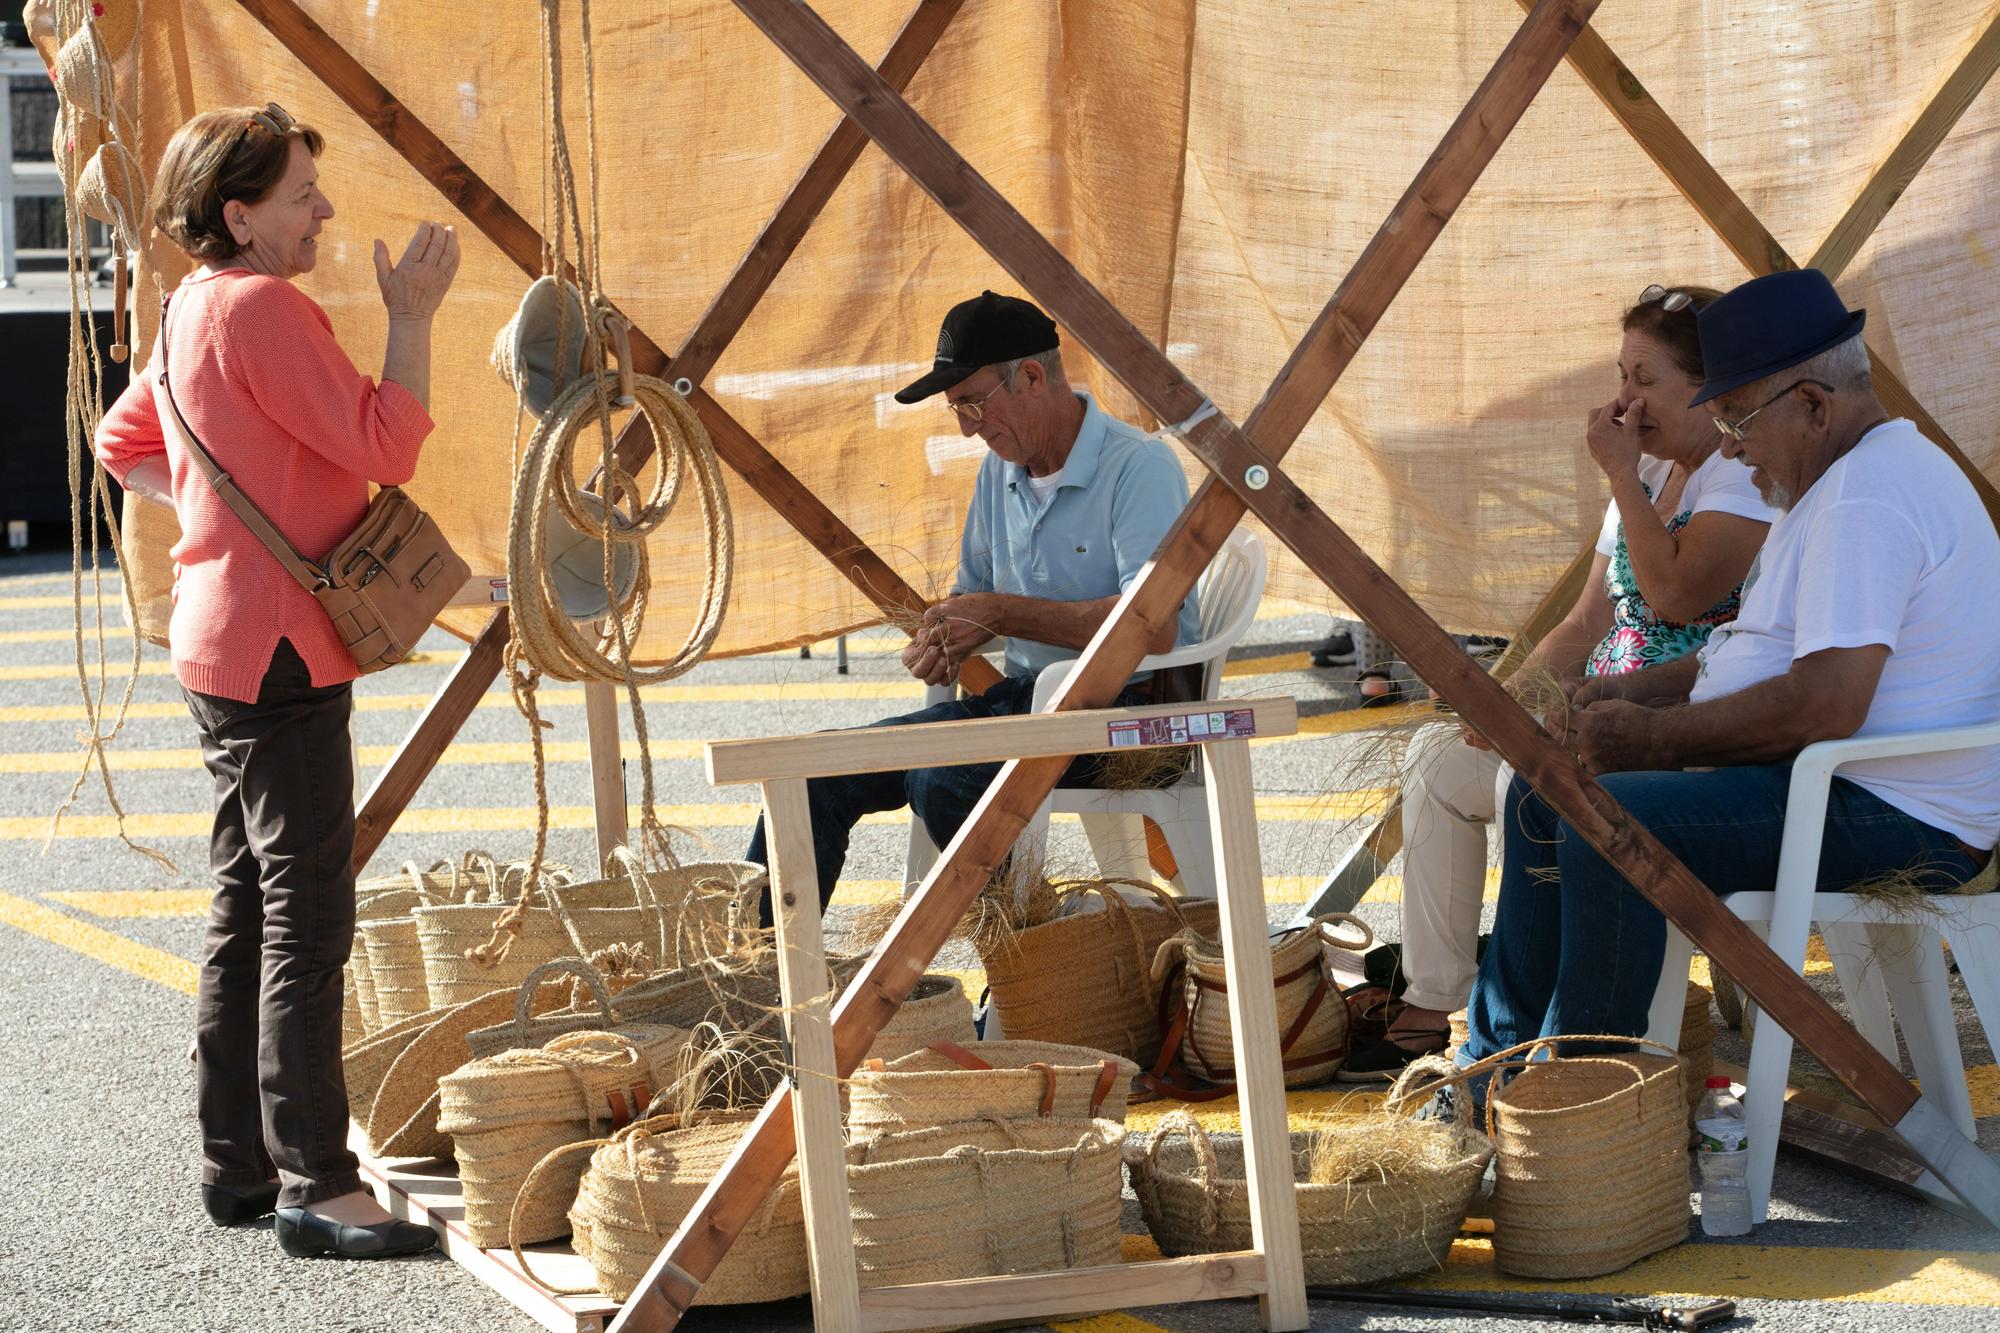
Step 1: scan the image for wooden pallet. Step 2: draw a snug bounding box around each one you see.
[352,1131,621,1333]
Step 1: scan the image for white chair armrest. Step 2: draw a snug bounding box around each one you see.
[1791,721,2000,787]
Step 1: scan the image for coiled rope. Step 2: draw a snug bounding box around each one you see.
[473,0,732,965]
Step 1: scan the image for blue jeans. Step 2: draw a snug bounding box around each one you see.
[744,672,1154,923]
[1463,764,1983,1077]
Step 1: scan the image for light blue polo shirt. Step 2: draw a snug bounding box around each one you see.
[952,391,1200,679]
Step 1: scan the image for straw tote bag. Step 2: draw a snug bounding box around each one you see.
[978,880,1221,1065]
[1145,913,1374,1095]
[155,296,468,674]
[848,1039,1138,1135]
[1413,1034,1691,1279]
[438,1026,690,1247]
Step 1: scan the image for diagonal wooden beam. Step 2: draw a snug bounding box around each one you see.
[1810,6,2000,282]
[607,3,1607,1327]
[1537,0,2000,529]
[223,0,980,869]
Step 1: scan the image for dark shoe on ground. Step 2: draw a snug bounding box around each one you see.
[1310,630,1356,668]
[202,1181,281,1226]
[273,1207,438,1259]
[1336,1028,1448,1083]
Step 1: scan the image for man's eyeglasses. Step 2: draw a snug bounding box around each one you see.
[241,102,296,142]
[1638,284,1696,314]
[1712,378,1834,443]
[944,365,1017,423]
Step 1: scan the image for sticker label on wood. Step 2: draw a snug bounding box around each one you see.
[1107,708,1255,748]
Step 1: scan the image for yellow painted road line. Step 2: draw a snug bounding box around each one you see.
[0,625,135,643]
[1413,1236,2000,1307]
[0,738,710,774]
[0,890,198,995]
[6,792,1391,843]
[0,680,942,723]
[0,594,128,610]
[1050,1314,1175,1333]
[0,650,454,682]
[828,876,1333,907]
[47,889,211,917]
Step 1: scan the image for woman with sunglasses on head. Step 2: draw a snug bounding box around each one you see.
[93,105,459,1258]
[1339,284,1780,1083]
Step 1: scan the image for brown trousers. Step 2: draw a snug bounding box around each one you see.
[183,638,361,1208]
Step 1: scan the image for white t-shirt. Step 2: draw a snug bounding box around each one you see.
[1689,420,2000,845]
[1023,465,1066,503]
[1593,449,1779,558]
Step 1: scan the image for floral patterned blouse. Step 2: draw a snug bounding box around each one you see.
[1583,453,1778,676]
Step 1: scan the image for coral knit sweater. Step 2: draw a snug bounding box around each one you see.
[94,267,435,703]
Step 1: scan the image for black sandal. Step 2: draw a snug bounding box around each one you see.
[1336,1025,1448,1082]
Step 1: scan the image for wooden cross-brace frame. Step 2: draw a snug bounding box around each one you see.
[227,0,994,872]
[213,0,2000,1324]
[1300,0,2000,924]
[601,2,2000,1326]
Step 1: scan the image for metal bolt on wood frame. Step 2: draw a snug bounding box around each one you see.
[705,696,1306,1332]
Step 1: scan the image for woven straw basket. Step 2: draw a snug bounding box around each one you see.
[464,957,640,1061]
[1459,1035,1692,1279]
[1155,912,1373,1089]
[437,1026,689,1247]
[1127,1106,1490,1287]
[848,1039,1138,1135]
[860,974,979,1066]
[846,1116,1126,1289]
[349,856,521,1036]
[1680,983,1715,1114]
[358,988,521,1159]
[362,915,434,1029]
[527,1112,808,1304]
[979,880,1220,1064]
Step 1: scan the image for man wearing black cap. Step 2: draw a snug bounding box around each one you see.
[745,291,1200,908]
[1456,268,2000,1088]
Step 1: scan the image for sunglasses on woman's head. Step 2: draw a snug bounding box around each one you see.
[241,102,295,140]
[1638,284,1696,314]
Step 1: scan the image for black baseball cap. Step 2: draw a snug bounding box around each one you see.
[894,291,1060,403]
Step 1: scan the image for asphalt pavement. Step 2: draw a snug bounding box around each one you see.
[1,550,1995,1333]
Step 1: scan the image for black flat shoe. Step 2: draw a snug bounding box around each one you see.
[1335,1028,1449,1083]
[273,1207,438,1259]
[202,1182,281,1226]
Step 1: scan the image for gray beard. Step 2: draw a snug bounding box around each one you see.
[1766,484,1795,511]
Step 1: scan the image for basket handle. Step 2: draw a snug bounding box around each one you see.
[925,1039,995,1071]
[510,1136,610,1296]
[1310,911,1374,954]
[1387,1031,1682,1137]
[513,955,618,1038]
[1141,1110,1221,1236]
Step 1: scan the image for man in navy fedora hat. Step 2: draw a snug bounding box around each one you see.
[1458,268,2000,1131]
[745,291,1201,917]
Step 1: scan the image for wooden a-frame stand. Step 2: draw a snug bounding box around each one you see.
[704,695,1307,1332]
[200,0,2000,1327]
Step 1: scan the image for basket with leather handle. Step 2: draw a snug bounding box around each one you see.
[154,295,468,674]
[1144,913,1375,1096]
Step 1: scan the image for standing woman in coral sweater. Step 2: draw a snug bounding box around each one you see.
[94,104,459,1259]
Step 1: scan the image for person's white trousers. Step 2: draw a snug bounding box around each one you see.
[1398,720,1512,1012]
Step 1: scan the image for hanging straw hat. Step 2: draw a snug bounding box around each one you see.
[52,21,114,124]
[540,489,641,621]
[492,276,591,417]
[77,139,147,249]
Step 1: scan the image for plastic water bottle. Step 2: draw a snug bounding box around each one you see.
[1694,1075,1752,1237]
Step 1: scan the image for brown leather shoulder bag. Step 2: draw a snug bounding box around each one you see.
[152,295,468,674]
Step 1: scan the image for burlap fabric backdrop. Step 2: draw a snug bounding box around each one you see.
[118,1,2000,657]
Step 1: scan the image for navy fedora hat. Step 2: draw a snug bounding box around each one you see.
[1688,268,1865,407]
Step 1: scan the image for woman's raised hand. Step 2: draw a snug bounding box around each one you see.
[373,221,461,320]
[1585,396,1644,478]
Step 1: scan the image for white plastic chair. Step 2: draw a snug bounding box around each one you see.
[903,527,1269,899]
[1645,720,2000,1223]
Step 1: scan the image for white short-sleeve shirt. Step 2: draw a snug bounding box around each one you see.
[1690,420,2000,846]
[1593,449,1780,559]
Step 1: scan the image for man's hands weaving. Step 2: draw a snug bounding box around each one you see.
[900,594,1002,687]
